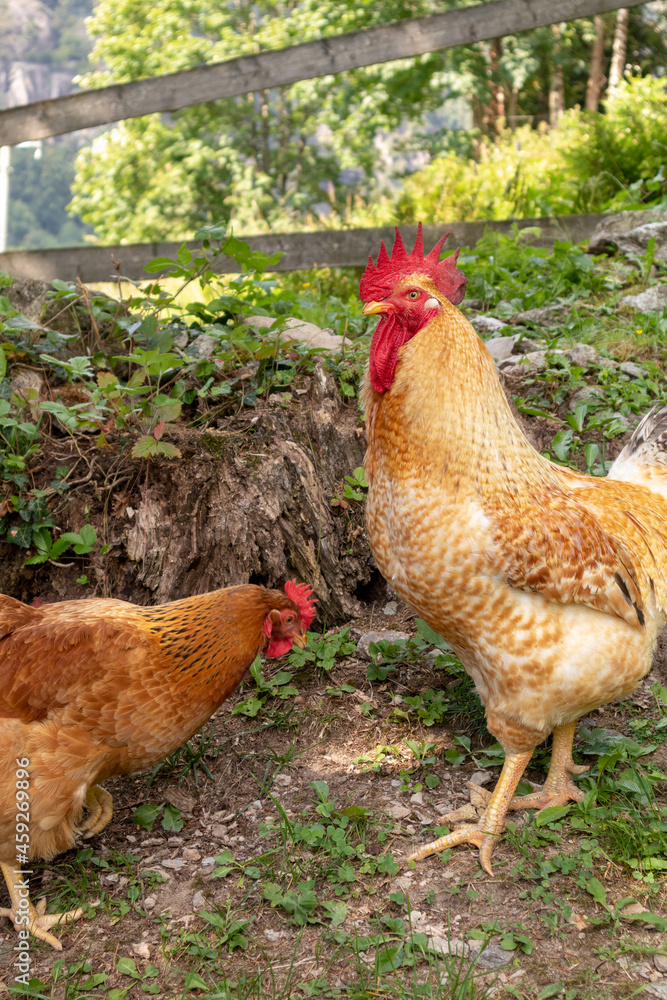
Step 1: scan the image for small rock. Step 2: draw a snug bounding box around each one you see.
[620,361,645,378]
[167,836,183,847]
[475,944,513,969]
[513,305,566,327]
[132,942,151,959]
[635,963,656,979]
[273,775,292,786]
[383,601,398,616]
[434,801,455,815]
[619,286,667,313]
[654,954,667,973]
[144,895,157,910]
[645,984,667,999]
[211,824,229,840]
[570,386,606,408]
[211,810,235,823]
[189,333,216,357]
[264,928,289,942]
[486,335,517,361]
[437,803,478,824]
[469,771,492,785]
[248,314,344,351]
[161,858,186,870]
[621,902,649,916]
[192,891,206,910]
[615,221,667,264]
[182,848,201,862]
[563,344,598,369]
[513,336,544,354]
[472,316,506,336]
[388,804,411,820]
[201,857,216,867]
[409,791,423,805]
[126,835,137,843]
[427,935,468,958]
[356,630,410,660]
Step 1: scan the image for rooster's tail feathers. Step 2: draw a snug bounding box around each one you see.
[608,403,667,497]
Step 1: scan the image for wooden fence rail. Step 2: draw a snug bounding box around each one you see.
[0,213,640,283]
[0,0,644,145]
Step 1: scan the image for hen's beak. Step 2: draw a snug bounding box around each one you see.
[362,300,391,315]
[293,632,308,649]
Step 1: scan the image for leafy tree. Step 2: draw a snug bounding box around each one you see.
[70,0,459,242]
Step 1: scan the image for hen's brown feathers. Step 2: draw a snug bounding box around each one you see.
[0,584,302,868]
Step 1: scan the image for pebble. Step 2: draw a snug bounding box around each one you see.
[144,895,157,910]
[409,791,423,805]
[437,803,478,824]
[264,928,289,942]
[620,360,645,378]
[383,601,398,616]
[211,810,235,823]
[126,835,137,843]
[201,857,216,867]
[192,891,206,910]
[161,858,185,870]
[644,983,667,999]
[167,836,183,846]
[391,779,401,787]
[182,848,201,862]
[141,837,164,847]
[469,771,492,785]
[654,954,667,973]
[472,316,506,335]
[475,944,513,970]
[211,824,229,840]
[132,942,151,959]
[356,630,410,660]
[388,804,411,820]
[427,935,468,957]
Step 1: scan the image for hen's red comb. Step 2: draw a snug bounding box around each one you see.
[360,222,467,305]
[284,579,316,630]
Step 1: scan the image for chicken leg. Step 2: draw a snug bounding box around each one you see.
[408,748,534,874]
[0,862,84,950]
[508,722,588,812]
[78,785,113,838]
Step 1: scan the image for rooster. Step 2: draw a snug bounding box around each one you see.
[0,580,315,949]
[360,223,667,873]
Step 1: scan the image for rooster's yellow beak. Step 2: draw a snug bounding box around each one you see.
[293,633,308,649]
[362,300,391,315]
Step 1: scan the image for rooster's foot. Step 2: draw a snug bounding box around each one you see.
[408,824,499,875]
[0,863,84,951]
[509,721,587,813]
[79,785,113,838]
[408,748,534,874]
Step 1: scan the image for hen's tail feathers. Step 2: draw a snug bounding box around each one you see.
[0,595,42,640]
[608,403,667,499]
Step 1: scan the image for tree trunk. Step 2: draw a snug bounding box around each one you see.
[548,25,565,126]
[585,15,605,112]
[607,8,629,98]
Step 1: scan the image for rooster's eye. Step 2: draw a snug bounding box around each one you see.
[406,290,420,300]
[284,614,295,625]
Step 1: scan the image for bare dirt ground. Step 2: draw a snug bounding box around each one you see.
[2,603,666,1000]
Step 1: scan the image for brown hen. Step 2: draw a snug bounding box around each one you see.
[360,223,667,872]
[0,580,315,949]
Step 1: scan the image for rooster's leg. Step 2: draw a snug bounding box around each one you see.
[78,785,113,838]
[408,748,534,874]
[0,862,84,951]
[508,722,587,812]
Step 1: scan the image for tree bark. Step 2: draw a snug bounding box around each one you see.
[585,15,606,111]
[607,7,629,98]
[548,26,565,126]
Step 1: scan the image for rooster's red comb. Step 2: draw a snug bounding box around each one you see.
[284,579,316,630]
[359,222,467,305]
